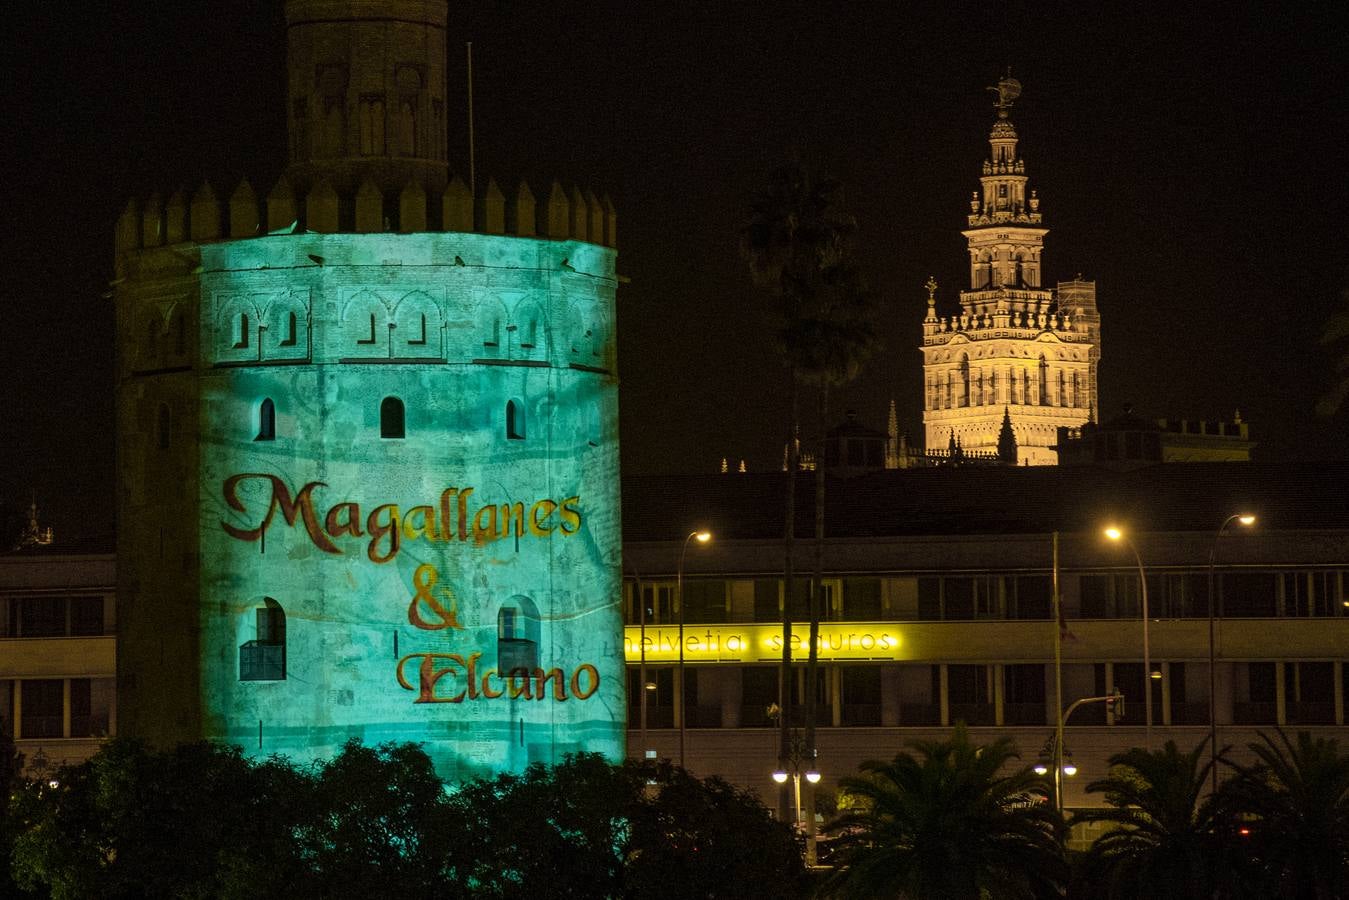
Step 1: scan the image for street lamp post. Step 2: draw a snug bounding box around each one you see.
[1105,526,1155,747]
[1208,513,1255,794]
[773,733,820,833]
[677,530,711,770]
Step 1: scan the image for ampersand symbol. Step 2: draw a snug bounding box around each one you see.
[408,563,464,631]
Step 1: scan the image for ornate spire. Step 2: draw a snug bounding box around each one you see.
[997,407,1018,464]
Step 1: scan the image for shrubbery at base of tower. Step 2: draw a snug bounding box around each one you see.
[7,740,809,899]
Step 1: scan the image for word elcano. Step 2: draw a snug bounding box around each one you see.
[221,473,581,563]
[396,651,600,703]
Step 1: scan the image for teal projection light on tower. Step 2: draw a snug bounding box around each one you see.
[112,0,624,781]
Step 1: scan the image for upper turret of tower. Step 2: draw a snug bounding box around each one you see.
[284,0,449,195]
[966,74,1042,230]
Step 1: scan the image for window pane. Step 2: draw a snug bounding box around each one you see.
[19,597,65,637]
[21,680,64,738]
[843,578,882,620]
[681,579,727,624]
[1223,573,1277,617]
[753,580,779,622]
[69,597,104,636]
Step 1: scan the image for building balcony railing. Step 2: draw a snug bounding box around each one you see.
[1285,701,1335,725]
[899,702,941,726]
[1233,702,1278,725]
[1003,702,1047,726]
[1169,702,1211,726]
[949,702,995,726]
[841,703,882,727]
[20,715,63,739]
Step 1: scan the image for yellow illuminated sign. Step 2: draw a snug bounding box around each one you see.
[623,623,904,664]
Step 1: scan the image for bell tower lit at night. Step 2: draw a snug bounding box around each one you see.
[112,0,625,782]
[921,76,1100,465]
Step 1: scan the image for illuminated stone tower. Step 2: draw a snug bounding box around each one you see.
[113,0,624,781]
[921,76,1099,465]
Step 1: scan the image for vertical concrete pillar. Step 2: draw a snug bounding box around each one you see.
[993,663,1005,726]
[1161,663,1172,726]
[721,667,741,728]
[1334,661,1344,726]
[1105,663,1116,725]
[1275,663,1287,725]
[939,664,950,726]
[880,665,900,726]
[1216,662,1235,725]
[830,666,842,727]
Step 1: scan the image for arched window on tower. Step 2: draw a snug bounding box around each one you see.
[256,398,276,442]
[1058,371,1067,408]
[960,357,971,408]
[1037,358,1049,406]
[497,596,540,676]
[232,313,249,349]
[239,598,286,681]
[380,397,405,439]
[506,399,525,440]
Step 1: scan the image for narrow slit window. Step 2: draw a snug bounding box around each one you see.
[520,319,536,349]
[408,313,427,346]
[381,396,406,439]
[232,313,249,349]
[484,317,500,348]
[506,399,525,440]
[280,311,298,347]
[256,398,276,442]
[357,312,377,345]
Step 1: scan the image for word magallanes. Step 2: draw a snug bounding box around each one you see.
[221,473,582,563]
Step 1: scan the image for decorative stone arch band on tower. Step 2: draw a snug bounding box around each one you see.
[920,75,1100,466]
[111,0,624,784]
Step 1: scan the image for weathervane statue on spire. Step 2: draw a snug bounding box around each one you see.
[988,69,1022,117]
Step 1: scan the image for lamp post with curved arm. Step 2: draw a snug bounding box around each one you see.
[1208,513,1255,794]
[678,530,711,770]
[1105,526,1155,748]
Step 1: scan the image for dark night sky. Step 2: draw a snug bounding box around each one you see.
[3,1,1347,543]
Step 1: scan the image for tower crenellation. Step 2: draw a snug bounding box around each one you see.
[115,175,617,263]
[920,75,1099,466]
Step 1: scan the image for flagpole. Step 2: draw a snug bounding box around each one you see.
[1053,531,1065,814]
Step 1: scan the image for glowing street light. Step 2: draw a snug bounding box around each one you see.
[678,530,712,770]
[1207,512,1255,794]
[1104,525,1155,747]
[773,734,819,832]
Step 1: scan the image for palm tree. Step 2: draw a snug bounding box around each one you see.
[1222,730,1349,900]
[1073,738,1235,899]
[821,724,1066,899]
[742,161,860,819]
[1316,286,1349,417]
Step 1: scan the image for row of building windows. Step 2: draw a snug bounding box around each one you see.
[626,660,1346,729]
[625,571,1348,624]
[1,595,109,638]
[1,677,115,740]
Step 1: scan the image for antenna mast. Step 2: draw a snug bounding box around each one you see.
[466,41,476,196]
